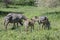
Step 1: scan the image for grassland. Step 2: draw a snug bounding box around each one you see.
[0,6,60,40]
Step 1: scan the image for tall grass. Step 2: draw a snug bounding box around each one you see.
[0,6,60,40]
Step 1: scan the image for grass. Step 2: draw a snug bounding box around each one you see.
[0,6,60,40]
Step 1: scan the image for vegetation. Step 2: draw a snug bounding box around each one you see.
[0,5,60,40]
[0,0,60,7]
[0,0,60,40]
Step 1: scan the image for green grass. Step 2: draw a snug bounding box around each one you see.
[0,6,60,40]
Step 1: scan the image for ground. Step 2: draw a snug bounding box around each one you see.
[0,6,60,40]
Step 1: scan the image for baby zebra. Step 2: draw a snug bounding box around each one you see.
[38,16,50,30]
[24,18,35,32]
[32,16,50,30]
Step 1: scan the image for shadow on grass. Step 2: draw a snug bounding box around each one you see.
[0,11,24,17]
[5,6,19,9]
[42,11,60,15]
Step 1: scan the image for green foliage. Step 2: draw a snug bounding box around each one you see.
[10,0,34,5]
[0,6,60,40]
[0,0,60,7]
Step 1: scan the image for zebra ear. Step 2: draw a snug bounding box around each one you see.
[31,18,33,20]
[35,16,38,19]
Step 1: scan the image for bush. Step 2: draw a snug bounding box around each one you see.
[34,0,60,7]
[10,0,35,6]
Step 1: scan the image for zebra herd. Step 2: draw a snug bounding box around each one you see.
[4,12,50,32]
